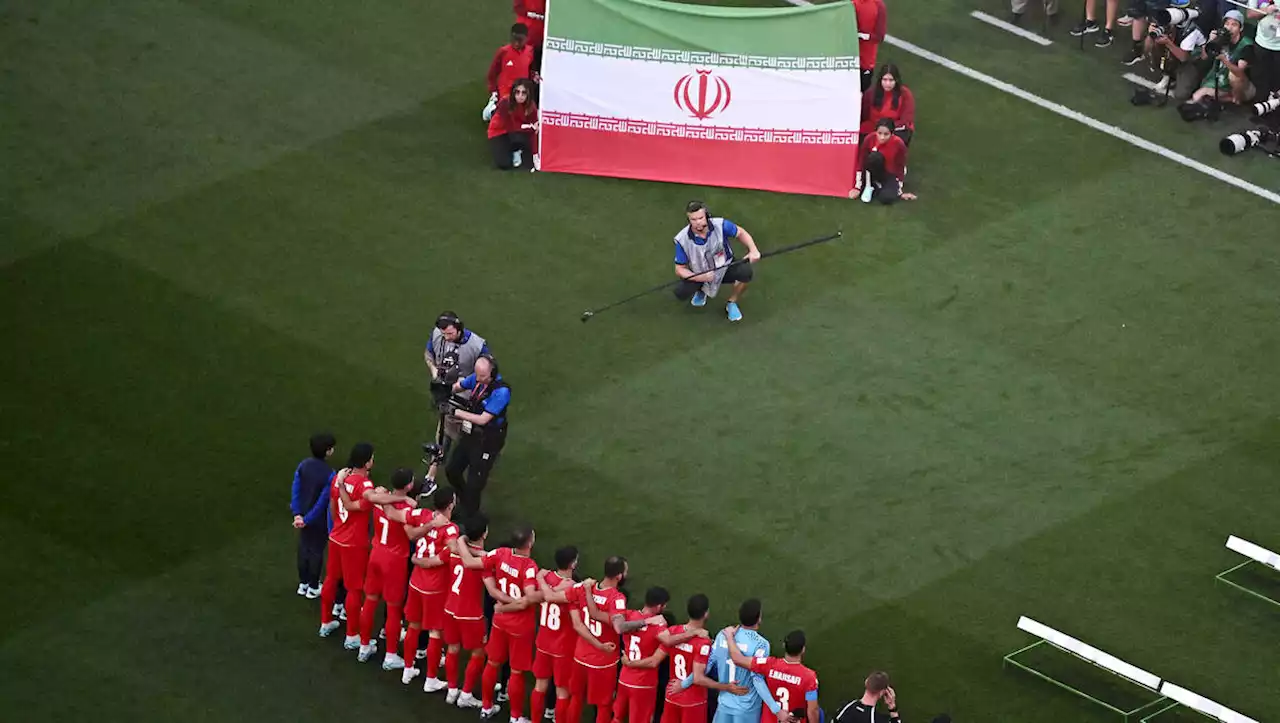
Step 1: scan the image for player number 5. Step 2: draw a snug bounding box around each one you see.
[628,635,642,660]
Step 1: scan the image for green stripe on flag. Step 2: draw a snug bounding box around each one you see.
[545,0,858,60]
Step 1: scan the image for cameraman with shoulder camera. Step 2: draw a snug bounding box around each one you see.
[444,355,510,517]
[1188,10,1258,107]
[422,311,490,491]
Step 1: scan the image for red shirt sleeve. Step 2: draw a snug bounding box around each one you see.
[898,86,915,130]
[482,548,500,578]
[514,0,525,15]
[872,0,887,42]
[487,47,505,93]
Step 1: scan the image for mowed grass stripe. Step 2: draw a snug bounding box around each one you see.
[0,0,413,243]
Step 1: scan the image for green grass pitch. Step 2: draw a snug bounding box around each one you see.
[2,0,1278,721]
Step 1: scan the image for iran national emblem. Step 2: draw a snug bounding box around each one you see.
[673,69,732,120]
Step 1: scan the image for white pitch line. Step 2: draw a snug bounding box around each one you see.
[1123,72,1160,90]
[780,0,1280,205]
[970,10,1054,46]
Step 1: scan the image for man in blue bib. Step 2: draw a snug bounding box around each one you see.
[673,201,762,322]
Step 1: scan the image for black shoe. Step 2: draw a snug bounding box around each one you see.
[1011,11,1024,25]
[1094,29,1114,47]
[1071,20,1099,36]
[1122,46,1144,65]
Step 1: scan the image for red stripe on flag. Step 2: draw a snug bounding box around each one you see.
[540,126,858,198]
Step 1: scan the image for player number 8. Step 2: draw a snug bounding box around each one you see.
[673,656,688,680]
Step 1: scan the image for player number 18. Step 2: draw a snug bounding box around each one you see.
[540,602,561,630]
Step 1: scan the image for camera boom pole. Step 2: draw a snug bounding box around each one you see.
[580,228,843,322]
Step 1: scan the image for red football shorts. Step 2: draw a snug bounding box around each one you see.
[405,588,448,630]
[332,544,369,590]
[572,660,618,706]
[533,649,575,685]
[614,684,657,723]
[363,549,409,606]
[660,702,706,723]
[444,614,486,650]
[486,625,535,671]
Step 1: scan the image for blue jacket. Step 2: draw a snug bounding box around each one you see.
[290,457,333,528]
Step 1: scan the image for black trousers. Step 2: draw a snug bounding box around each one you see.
[673,262,754,301]
[863,151,904,205]
[1252,45,1280,101]
[445,425,508,517]
[297,526,326,587]
[489,133,533,170]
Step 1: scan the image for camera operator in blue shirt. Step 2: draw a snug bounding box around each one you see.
[444,355,511,516]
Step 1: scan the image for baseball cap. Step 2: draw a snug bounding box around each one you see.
[1224,9,1245,23]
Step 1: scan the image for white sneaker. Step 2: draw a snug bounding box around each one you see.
[306,586,321,599]
[496,684,507,703]
[297,583,309,596]
[319,621,341,637]
[515,717,532,723]
[358,643,378,662]
[416,647,427,660]
[343,634,361,650]
[383,652,406,671]
[1153,76,1170,94]
[445,688,461,705]
[425,677,449,694]
[512,150,523,168]
[544,709,556,722]
[457,692,482,709]
[860,179,875,203]
[483,93,498,122]
[402,667,421,685]
[333,603,346,620]
[480,706,502,720]
[532,153,541,172]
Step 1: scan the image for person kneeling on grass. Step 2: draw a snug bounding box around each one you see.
[860,63,915,146]
[487,78,538,171]
[1181,10,1257,116]
[855,119,916,205]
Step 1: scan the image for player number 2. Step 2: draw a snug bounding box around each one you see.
[774,687,790,714]
[540,602,561,630]
[451,564,465,593]
[673,655,688,680]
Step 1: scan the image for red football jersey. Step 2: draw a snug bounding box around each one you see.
[568,583,627,667]
[409,520,458,592]
[619,609,667,689]
[663,625,712,706]
[753,657,819,723]
[371,501,418,558]
[486,548,540,635]
[535,570,576,655]
[486,43,534,98]
[444,543,487,620]
[328,472,374,547]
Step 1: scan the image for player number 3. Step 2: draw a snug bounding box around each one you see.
[774,687,789,714]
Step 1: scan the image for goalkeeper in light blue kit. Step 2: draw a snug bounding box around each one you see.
[705,599,784,723]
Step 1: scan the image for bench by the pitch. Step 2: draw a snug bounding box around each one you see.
[1003,616,1168,721]
[1139,682,1262,723]
[1215,535,1280,607]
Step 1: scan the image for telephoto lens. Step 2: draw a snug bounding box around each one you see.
[1219,128,1272,156]
[1251,96,1280,118]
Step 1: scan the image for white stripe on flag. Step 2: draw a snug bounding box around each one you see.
[541,50,861,131]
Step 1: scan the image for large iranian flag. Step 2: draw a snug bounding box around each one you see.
[539,0,861,198]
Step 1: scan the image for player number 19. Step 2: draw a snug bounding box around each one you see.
[497,578,524,600]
